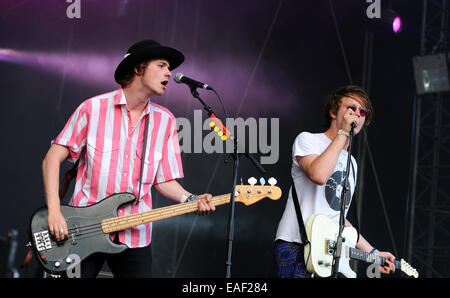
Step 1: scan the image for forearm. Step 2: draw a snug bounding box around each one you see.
[301,134,348,184]
[42,144,69,213]
[345,220,396,275]
[345,219,374,252]
[42,157,63,213]
[153,179,190,202]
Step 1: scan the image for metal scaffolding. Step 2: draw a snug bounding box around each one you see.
[405,0,450,278]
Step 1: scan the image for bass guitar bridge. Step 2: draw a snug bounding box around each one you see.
[33,231,52,252]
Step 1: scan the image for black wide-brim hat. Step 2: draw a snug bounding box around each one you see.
[114,40,185,83]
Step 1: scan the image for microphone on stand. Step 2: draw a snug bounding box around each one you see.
[174,73,213,90]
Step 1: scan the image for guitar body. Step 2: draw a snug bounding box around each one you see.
[303,214,419,278]
[304,214,358,278]
[30,193,134,275]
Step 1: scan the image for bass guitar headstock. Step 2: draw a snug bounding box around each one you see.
[235,177,282,206]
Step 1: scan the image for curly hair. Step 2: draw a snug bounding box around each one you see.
[323,85,373,127]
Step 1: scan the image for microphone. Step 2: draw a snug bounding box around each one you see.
[350,121,356,136]
[174,73,212,90]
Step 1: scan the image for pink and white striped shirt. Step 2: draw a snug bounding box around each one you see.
[53,88,184,248]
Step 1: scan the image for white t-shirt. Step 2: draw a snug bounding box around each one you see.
[275,132,357,244]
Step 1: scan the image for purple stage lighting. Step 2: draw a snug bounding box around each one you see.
[0,48,297,115]
[365,8,403,35]
[392,16,402,33]
[0,48,120,87]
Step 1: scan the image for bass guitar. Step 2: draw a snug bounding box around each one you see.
[30,182,281,275]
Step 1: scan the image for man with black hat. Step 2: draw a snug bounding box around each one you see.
[41,40,215,278]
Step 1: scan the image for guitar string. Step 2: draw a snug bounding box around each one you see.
[69,194,230,241]
[349,247,400,268]
[60,188,274,234]
[63,194,232,234]
[46,186,276,240]
[56,195,233,242]
[58,197,229,242]
[50,190,275,244]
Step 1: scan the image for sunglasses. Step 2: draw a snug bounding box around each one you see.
[346,105,368,117]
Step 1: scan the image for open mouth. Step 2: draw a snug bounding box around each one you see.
[161,80,168,87]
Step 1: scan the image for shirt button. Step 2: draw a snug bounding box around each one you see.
[125,154,129,159]
[124,173,127,177]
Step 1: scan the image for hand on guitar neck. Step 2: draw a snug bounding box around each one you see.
[351,228,396,275]
[374,250,396,275]
[189,193,215,216]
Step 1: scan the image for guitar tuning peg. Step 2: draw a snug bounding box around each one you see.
[248,177,257,186]
[259,177,266,186]
[268,177,277,186]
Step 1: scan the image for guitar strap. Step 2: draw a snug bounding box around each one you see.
[290,181,309,245]
[348,160,360,241]
[135,115,150,205]
[291,158,356,246]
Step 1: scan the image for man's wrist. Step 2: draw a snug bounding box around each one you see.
[338,129,350,137]
[180,193,191,203]
[46,197,61,212]
[180,193,197,203]
[370,248,380,255]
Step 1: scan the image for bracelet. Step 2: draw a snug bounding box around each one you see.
[181,194,197,203]
[180,194,190,203]
[338,129,350,137]
[187,194,197,202]
[370,248,379,255]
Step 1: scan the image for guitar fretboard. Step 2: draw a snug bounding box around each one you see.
[101,194,231,233]
[349,247,401,269]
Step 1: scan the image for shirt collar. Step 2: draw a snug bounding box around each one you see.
[115,88,152,116]
[114,88,127,105]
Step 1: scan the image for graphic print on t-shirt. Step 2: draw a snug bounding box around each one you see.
[324,170,352,211]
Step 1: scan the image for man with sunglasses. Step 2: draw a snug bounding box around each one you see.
[274,85,396,278]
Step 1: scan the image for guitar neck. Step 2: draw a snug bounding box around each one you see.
[349,247,401,269]
[101,194,231,233]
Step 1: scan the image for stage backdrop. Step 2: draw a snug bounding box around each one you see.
[0,0,421,277]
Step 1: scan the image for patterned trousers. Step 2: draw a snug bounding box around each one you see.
[274,240,312,278]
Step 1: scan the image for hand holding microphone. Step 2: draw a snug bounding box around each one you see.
[342,107,359,134]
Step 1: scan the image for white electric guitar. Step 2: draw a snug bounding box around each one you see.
[303,214,419,278]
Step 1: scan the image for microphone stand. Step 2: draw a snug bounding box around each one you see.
[6,229,19,278]
[331,123,355,278]
[188,86,266,278]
